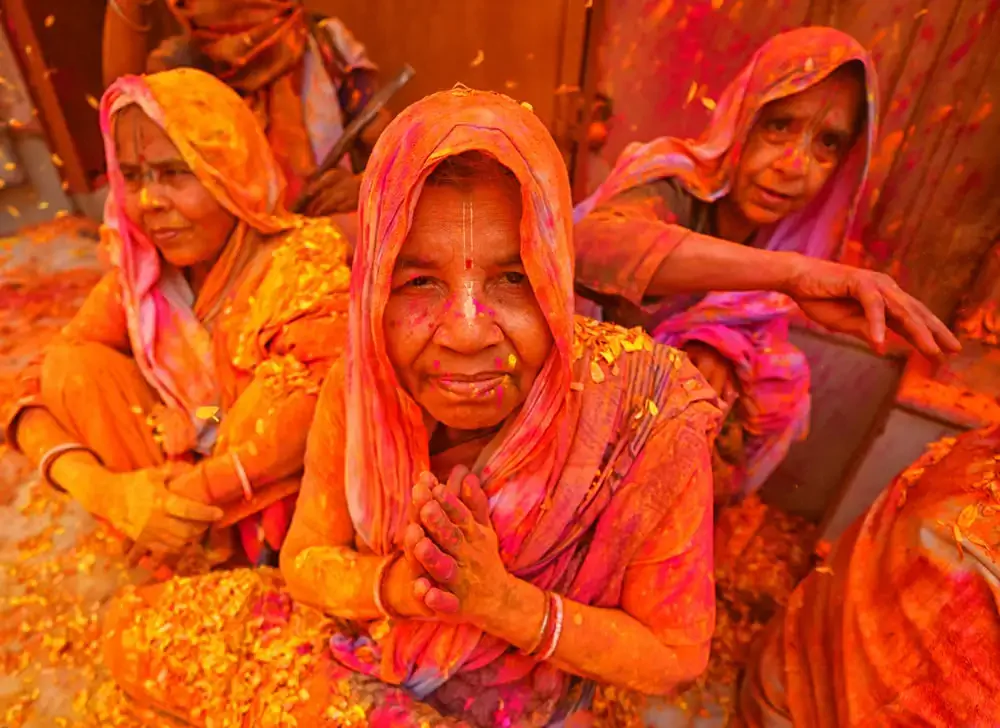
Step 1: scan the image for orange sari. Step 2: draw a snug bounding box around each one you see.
[5,69,351,563]
[739,426,1000,726]
[101,87,721,727]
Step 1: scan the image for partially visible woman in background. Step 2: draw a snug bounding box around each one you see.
[102,0,390,216]
[574,27,879,501]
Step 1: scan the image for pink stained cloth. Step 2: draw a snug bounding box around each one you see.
[98,71,294,454]
[574,27,878,495]
[328,85,722,710]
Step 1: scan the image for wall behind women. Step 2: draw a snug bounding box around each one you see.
[304,0,590,160]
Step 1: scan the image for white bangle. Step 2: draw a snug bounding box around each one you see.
[538,593,564,662]
[38,442,100,488]
[230,451,253,501]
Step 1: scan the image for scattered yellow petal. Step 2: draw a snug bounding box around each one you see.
[255,419,265,436]
[958,504,979,530]
[7,205,19,218]
[86,94,100,110]
[647,399,660,416]
[686,80,698,105]
[569,381,584,391]
[701,97,717,111]
[805,57,815,72]
[195,406,220,421]
[470,50,485,67]
[51,153,63,167]
[37,201,49,210]
[815,565,834,575]
[4,162,16,171]
[505,80,518,90]
[590,360,605,383]
[44,14,55,27]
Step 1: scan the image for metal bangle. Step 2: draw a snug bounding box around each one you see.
[373,552,403,620]
[230,451,253,501]
[39,442,100,488]
[523,591,553,656]
[108,0,152,33]
[537,593,565,662]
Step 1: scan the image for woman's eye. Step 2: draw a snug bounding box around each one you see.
[500,271,528,285]
[765,118,791,133]
[406,276,434,288]
[819,133,842,151]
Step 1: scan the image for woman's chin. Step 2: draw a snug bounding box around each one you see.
[422,399,518,434]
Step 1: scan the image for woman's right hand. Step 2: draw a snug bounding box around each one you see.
[105,462,224,555]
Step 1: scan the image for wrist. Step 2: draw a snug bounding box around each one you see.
[776,251,807,296]
[474,573,545,648]
[382,555,423,619]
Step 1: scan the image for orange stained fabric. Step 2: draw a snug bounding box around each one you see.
[740,425,1000,726]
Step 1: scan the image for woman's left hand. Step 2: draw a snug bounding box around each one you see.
[785,257,961,357]
[404,467,509,624]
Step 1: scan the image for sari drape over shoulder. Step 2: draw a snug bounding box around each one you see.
[574,27,878,496]
[6,69,351,562]
[740,426,1000,726]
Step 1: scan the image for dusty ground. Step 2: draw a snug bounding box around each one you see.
[0,218,148,727]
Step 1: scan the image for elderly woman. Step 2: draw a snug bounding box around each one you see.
[101,87,722,726]
[739,425,1000,726]
[575,27,906,500]
[5,68,351,569]
[103,0,389,215]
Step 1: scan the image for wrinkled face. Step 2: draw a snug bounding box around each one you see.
[384,179,553,432]
[730,66,865,227]
[115,106,236,269]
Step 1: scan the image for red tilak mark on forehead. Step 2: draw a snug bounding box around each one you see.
[465,258,473,270]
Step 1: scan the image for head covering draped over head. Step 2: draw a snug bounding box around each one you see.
[166,0,317,197]
[99,68,294,453]
[575,26,878,261]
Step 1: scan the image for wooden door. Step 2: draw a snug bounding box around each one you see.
[304,0,591,162]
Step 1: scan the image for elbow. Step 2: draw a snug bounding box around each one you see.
[643,641,711,697]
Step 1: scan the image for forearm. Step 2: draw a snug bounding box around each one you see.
[102,0,154,87]
[17,408,115,518]
[480,575,707,695]
[647,233,802,297]
[212,387,319,501]
[282,544,385,620]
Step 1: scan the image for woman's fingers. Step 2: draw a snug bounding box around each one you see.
[413,536,458,583]
[461,475,491,526]
[445,465,470,498]
[854,280,887,349]
[433,484,474,531]
[164,493,223,523]
[419,499,465,554]
[424,586,461,614]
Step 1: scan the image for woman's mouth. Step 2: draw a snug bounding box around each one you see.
[149,228,186,244]
[754,185,796,207]
[431,373,509,399]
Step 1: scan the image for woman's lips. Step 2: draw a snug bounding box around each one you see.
[431,373,509,398]
[149,228,185,244]
[754,185,796,207]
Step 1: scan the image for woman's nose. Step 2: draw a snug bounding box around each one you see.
[434,283,504,353]
[138,182,168,211]
[772,139,810,178]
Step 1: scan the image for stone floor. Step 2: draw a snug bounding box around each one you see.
[0,218,148,727]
